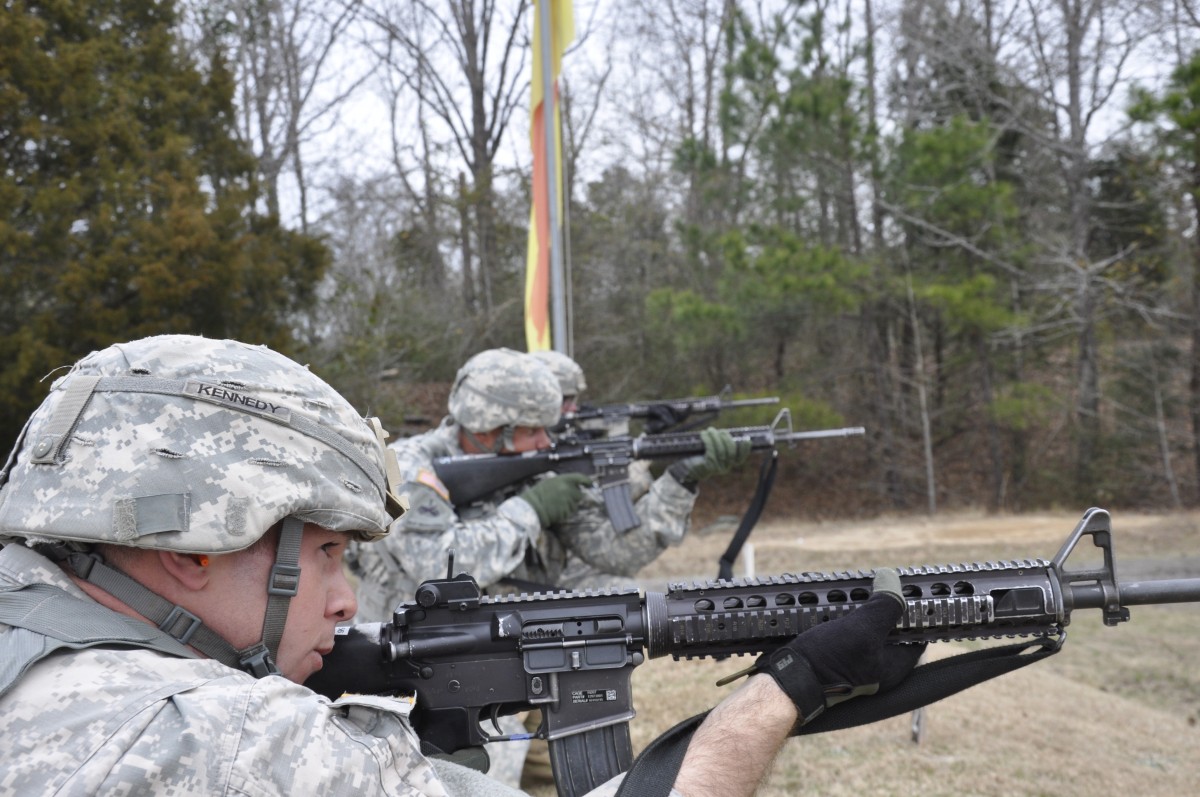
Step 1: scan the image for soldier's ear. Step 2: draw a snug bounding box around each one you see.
[159,550,212,590]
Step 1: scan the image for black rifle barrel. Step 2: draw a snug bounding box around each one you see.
[561,395,781,425]
[432,422,865,508]
[1070,578,1200,609]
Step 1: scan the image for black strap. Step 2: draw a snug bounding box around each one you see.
[63,551,245,669]
[615,636,1061,796]
[717,451,779,580]
[795,637,1061,735]
[614,710,709,797]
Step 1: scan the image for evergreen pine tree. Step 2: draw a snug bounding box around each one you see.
[0,0,327,451]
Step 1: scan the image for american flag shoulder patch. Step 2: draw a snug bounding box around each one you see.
[416,468,450,501]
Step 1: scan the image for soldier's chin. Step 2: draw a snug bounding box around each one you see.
[286,651,325,684]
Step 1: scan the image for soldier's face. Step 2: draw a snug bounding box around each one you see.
[209,524,358,682]
[275,525,359,682]
[508,425,552,452]
[464,425,552,454]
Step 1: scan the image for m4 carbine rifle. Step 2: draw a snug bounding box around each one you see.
[434,408,865,533]
[555,385,780,438]
[306,507,1200,797]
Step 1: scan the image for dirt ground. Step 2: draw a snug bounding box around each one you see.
[528,508,1200,796]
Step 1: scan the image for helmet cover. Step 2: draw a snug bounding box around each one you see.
[447,348,561,432]
[528,350,587,397]
[0,335,399,553]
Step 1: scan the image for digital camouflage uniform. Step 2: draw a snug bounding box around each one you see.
[526,351,699,592]
[0,336,646,797]
[0,543,642,796]
[549,458,694,591]
[350,418,542,619]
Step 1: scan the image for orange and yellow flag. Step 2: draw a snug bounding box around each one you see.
[525,0,574,352]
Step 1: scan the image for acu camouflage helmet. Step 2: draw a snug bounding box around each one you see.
[0,335,403,554]
[528,350,587,397]
[447,348,561,433]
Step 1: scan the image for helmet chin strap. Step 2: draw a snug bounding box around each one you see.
[59,516,305,679]
[461,425,516,454]
[237,516,304,677]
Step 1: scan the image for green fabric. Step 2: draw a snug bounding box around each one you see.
[668,428,751,486]
[519,473,592,527]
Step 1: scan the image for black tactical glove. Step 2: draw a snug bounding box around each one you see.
[667,427,751,488]
[518,473,592,527]
[754,568,924,725]
[644,403,691,434]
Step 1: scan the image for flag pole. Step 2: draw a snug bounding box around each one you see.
[537,0,568,355]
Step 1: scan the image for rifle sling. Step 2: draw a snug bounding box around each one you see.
[613,709,707,797]
[717,451,779,581]
[614,637,1061,797]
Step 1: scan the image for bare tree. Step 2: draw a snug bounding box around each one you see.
[182,0,374,233]
[377,25,450,295]
[618,0,738,237]
[360,0,530,325]
[886,0,1172,502]
[1016,0,1163,493]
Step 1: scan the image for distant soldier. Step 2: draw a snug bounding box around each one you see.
[526,348,750,591]
[350,348,750,622]
[351,347,744,788]
[521,349,755,787]
[528,348,587,414]
[530,348,691,436]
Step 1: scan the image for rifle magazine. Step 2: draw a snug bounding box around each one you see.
[548,722,633,797]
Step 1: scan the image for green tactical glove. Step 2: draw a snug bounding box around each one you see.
[752,568,924,726]
[667,427,751,488]
[518,473,592,527]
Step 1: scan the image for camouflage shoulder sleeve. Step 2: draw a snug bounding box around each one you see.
[635,470,698,545]
[0,645,453,796]
[400,479,458,532]
[234,678,454,794]
[351,487,542,621]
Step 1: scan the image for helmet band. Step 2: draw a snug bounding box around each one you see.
[19,374,393,517]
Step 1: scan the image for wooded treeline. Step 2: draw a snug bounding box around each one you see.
[6,0,1200,514]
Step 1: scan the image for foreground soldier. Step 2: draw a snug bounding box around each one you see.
[351,348,748,623]
[0,335,919,796]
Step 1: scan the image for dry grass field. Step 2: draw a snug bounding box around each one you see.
[528,508,1200,796]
